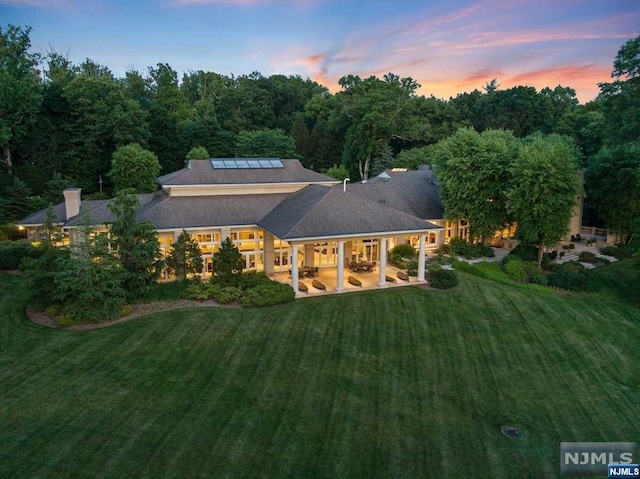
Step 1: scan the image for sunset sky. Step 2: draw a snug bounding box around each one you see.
[1,0,638,103]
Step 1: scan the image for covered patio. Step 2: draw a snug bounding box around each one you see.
[273,262,423,296]
[258,184,444,297]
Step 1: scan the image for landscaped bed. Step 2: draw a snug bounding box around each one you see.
[0,260,638,478]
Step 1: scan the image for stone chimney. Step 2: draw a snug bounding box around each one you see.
[63,188,81,220]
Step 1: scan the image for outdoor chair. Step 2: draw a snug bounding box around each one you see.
[397,271,409,281]
[298,282,308,293]
[348,276,362,287]
[312,279,326,291]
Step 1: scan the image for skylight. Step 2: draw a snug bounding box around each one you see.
[211,158,284,169]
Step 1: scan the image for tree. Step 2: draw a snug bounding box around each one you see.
[20,206,69,308]
[234,129,297,158]
[185,146,209,161]
[598,34,640,145]
[166,230,203,280]
[0,25,43,175]
[431,128,519,241]
[0,176,33,223]
[336,73,422,180]
[585,142,640,242]
[369,144,394,177]
[62,76,150,191]
[321,164,350,181]
[211,237,243,285]
[53,228,126,322]
[108,189,163,299]
[507,135,580,265]
[394,145,435,170]
[110,143,160,193]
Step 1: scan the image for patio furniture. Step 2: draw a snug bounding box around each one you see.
[397,271,409,281]
[312,279,326,291]
[385,275,397,283]
[298,282,308,293]
[348,276,362,287]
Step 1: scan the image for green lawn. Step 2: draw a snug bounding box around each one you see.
[0,262,639,479]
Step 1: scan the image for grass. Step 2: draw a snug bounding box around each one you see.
[0,262,639,478]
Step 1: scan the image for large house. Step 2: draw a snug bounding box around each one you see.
[19,158,584,294]
[19,159,471,293]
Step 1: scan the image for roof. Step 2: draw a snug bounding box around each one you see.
[137,193,291,229]
[19,191,290,230]
[157,158,339,186]
[258,184,441,241]
[347,168,444,220]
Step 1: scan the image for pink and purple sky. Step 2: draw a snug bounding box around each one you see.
[1,0,638,103]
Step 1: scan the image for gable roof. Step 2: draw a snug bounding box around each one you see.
[347,168,444,220]
[157,158,339,186]
[258,184,441,241]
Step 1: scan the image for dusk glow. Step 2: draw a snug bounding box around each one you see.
[1,0,637,102]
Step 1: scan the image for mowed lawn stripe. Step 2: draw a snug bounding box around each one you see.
[0,262,639,478]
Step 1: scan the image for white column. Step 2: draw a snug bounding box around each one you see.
[418,234,426,282]
[336,241,345,292]
[291,244,299,292]
[378,238,388,287]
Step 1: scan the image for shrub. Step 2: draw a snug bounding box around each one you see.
[528,271,548,286]
[236,270,273,290]
[504,258,527,282]
[429,269,459,289]
[510,242,539,262]
[213,286,243,304]
[45,304,63,317]
[388,253,408,269]
[448,237,494,259]
[147,280,191,302]
[599,245,632,259]
[390,244,417,259]
[435,243,451,255]
[406,259,418,276]
[57,314,75,328]
[120,305,133,317]
[183,281,221,300]
[547,261,599,292]
[578,251,597,263]
[0,239,40,269]
[241,282,295,307]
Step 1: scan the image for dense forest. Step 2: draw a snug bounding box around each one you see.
[1,25,638,240]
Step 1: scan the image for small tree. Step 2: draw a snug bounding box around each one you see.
[108,189,163,299]
[186,146,209,161]
[110,143,160,193]
[211,237,243,285]
[166,230,203,280]
[321,164,350,181]
[54,229,126,322]
[20,206,68,308]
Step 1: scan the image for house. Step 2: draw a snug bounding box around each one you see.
[19,159,449,294]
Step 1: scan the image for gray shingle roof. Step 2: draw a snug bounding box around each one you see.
[157,159,339,186]
[347,169,444,220]
[137,193,291,229]
[258,184,441,241]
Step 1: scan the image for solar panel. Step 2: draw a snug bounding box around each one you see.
[211,158,285,169]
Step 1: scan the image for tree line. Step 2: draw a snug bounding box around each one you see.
[0,24,638,241]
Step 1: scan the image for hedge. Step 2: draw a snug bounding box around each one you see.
[429,269,459,289]
[0,240,40,269]
[240,282,295,307]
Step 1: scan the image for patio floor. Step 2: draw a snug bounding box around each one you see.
[273,264,424,297]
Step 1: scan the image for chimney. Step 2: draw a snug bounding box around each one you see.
[63,188,81,220]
